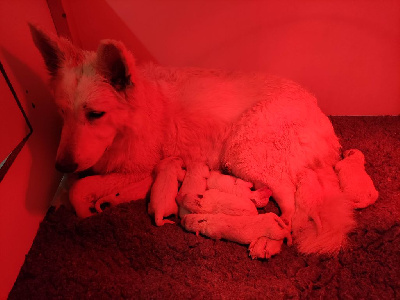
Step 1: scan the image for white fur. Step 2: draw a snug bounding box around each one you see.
[249,238,284,259]
[148,157,186,226]
[291,167,355,255]
[182,213,292,246]
[180,190,258,216]
[176,163,210,203]
[178,168,267,218]
[207,171,271,208]
[294,169,324,234]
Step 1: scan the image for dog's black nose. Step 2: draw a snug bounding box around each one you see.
[55,161,78,173]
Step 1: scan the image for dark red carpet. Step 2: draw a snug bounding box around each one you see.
[9,116,400,299]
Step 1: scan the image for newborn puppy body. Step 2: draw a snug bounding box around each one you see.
[148,157,186,226]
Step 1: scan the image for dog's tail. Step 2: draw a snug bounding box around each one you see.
[292,168,355,255]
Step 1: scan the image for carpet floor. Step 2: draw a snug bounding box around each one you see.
[9,116,400,299]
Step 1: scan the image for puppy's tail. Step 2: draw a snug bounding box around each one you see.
[292,169,355,255]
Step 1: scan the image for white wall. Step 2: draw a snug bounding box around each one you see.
[0,1,62,298]
[63,0,400,115]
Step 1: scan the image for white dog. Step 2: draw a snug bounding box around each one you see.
[30,24,374,257]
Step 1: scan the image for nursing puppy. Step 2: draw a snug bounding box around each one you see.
[30,24,359,257]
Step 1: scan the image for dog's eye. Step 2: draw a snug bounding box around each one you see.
[87,111,106,120]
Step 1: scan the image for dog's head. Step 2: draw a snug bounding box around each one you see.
[30,24,136,173]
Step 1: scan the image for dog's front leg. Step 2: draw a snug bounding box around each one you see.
[95,176,154,215]
[70,174,153,218]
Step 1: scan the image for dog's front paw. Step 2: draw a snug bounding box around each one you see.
[70,194,97,218]
[248,237,283,259]
[69,176,104,218]
[94,194,118,214]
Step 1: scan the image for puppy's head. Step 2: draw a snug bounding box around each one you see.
[29,24,136,173]
[343,149,365,165]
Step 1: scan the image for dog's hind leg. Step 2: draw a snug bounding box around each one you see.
[251,177,296,230]
[269,184,296,229]
[295,169,324,234]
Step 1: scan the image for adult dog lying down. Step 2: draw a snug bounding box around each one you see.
[30,24,372,258]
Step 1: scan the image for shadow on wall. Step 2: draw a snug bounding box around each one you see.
[1,47,62,214]
[63,0,157,63]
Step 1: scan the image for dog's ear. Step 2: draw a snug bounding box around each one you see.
[29,23,63,76]
[96,40,135,91]
[29,23,83,77]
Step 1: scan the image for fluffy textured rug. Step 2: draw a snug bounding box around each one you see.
[9,116,400,299]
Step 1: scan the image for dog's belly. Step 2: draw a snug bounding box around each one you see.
[221,86,341,192]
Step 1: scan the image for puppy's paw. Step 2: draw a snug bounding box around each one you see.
[181,214,221,240]
[249,237,284,259]
[181,214,207,234]
[154,217,175,227]
[250,187,272,208]
[180,194,205,214]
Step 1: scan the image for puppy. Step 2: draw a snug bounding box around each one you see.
[148,157,186,226]
[335,149,379,209]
